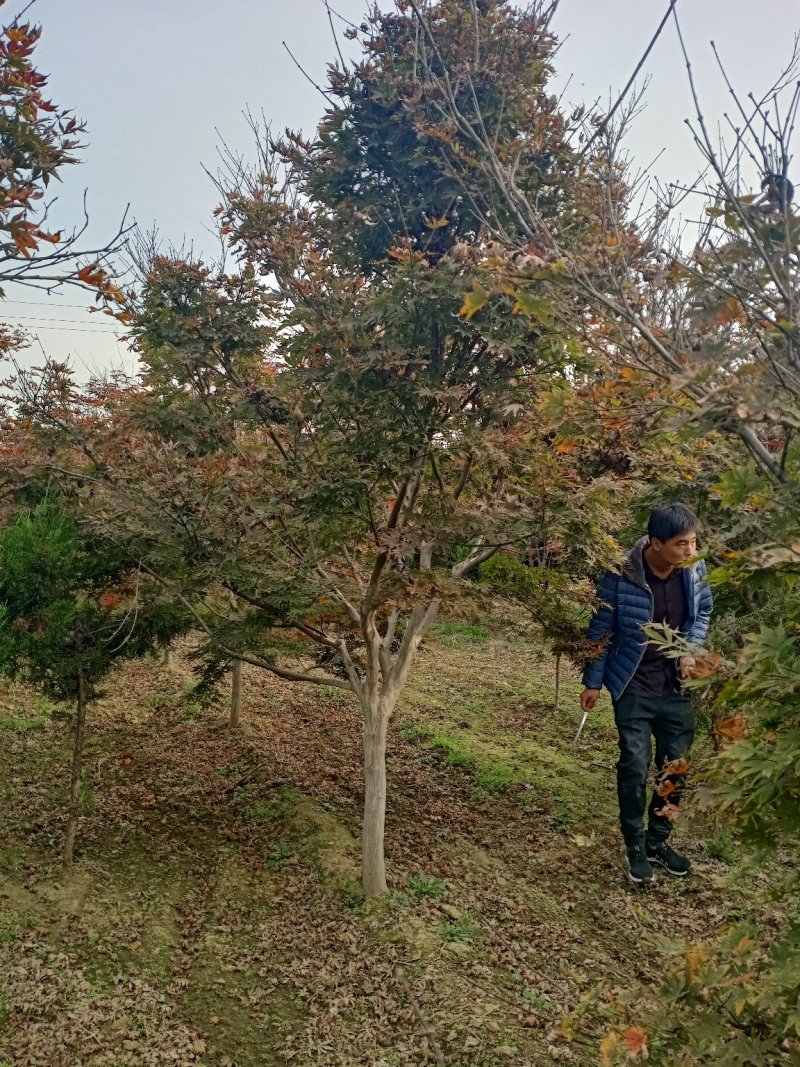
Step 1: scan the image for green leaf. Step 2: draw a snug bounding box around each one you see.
[459,280,489,320]
[512,291,553,323]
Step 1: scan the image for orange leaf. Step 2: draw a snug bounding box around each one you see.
[621,1026,648,1058]
[554,439,576,454]
[661,756,690,777]
[11,225,38,257]
[387,245,412,262]
[684,943,707,982]
[654,800,681,824]
[97,591,120,611]
[714,714,748,743]
[681,649,721,679]
[715,296,746,326]
[77,263,106,287]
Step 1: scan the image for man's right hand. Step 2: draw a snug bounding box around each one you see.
[579,688,601,712]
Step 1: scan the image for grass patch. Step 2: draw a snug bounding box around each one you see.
[397,722,435,743]
[405,873,446,899]
[0,911,30,945]
[0,843,25,872]
[214,759,248,779]
[267,841,294,869]
[421,733,523,794]
[241,798,280,823]
[401,706,607,823]
[522,989,554,1014]
[176,700,203,722]
[474,764,516,792]
[338,881,364,910]
[0,713,47,734]
[706,830,739,865]
[0,606,762,1066]
[430,734,477,770]
[438,911,480,944]
[428,621,490,647]
[230,782,280,822]
[144,690,179,711]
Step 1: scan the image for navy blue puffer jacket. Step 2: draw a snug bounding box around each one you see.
[582,537,713,701]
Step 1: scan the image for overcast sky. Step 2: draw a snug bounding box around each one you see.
[5,0,799,376]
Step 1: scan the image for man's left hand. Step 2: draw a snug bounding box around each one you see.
[678,655,697,679]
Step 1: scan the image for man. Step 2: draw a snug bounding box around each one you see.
[579,503,713,885]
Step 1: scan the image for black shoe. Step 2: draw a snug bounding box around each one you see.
[646,839,692,877]
[626,842,655,885]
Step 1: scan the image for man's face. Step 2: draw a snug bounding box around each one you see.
[651,530,698,567]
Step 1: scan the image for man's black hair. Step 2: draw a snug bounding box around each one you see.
[647,503,700,543]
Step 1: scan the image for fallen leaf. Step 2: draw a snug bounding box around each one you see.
[571,833,595,848]
[621,1025,648,1059]
[600,1031,620,1066]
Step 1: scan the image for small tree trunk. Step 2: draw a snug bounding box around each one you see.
[229,659,243,728]
[362,700,390,897]
[161,646,173,669]
[419,541,434,571]
[554,653,561,710]
[63,667,87,873]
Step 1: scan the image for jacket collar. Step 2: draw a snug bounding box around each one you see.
[624,535,698,590]
[623,536,650,588]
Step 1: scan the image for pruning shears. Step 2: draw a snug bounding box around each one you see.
[572,710,589,750]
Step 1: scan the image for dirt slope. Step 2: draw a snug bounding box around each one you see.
[0,616,783,1065]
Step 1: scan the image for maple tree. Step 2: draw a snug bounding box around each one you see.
[0,0,644,897]
[0,0,127,317]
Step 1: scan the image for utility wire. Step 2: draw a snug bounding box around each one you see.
[10,324,121,334]
[2,298,99,309]
[1,314,123,326]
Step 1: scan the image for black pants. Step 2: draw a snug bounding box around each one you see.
[613,683,694,846]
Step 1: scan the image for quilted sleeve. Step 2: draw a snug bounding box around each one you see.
[581,571,618,690]
[686,559,713,644]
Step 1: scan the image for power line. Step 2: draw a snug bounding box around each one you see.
[1,314,122,326]
[1,314,124,334]
[2,298,99,309]
[16,325,121,334]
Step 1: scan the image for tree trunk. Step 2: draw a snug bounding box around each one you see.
[362,701,390,897]
[419,541,434,571]
[359,600,437,897]
[229,659,243,728]
[63,667,87,874]
[161,646,173,669]
[554,652,561,710]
